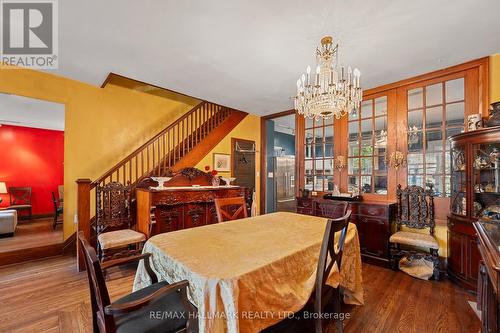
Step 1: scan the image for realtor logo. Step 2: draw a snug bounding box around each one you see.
[1,0,58,69]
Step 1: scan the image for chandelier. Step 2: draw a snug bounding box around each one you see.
[294,36,362,120]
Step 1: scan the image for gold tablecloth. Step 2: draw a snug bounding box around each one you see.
[133,212,363,333]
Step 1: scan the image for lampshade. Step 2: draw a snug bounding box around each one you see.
[0,182,7,194]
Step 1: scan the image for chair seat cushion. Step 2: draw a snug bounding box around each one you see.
[97,229,146,250]
[113,281,198,333]
[7,205,32,209]
[389,231,439,249]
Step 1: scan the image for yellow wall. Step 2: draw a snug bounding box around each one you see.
[491,54,500,104]
[195,115,261,214]
[0,65,199,239]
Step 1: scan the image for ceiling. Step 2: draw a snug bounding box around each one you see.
[273,114,295,135]
[54,0,500,115]
[0,94,65,130]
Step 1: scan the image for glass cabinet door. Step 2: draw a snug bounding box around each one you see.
[450,145,466,215]
[472,142,500,219]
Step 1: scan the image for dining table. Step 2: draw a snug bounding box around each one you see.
[133,211,364,333]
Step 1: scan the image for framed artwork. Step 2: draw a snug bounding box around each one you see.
[213,153,231,172]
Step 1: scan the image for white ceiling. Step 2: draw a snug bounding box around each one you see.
[0,93,65,130]
[53,0,500,115]
[273,114,295,135]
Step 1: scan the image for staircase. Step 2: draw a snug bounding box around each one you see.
[76,100,247,269]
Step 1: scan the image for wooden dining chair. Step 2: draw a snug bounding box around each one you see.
[7,187,32,220]
[314,209,352,333]
[214,196,248,222]
[52,191,63,230]
[78,232,198,333]
[317,200,349,219]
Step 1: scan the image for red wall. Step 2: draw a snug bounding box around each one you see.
[0,125,64,215]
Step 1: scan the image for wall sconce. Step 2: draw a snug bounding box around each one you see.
[387,151,406,170]
[335,155,346,172]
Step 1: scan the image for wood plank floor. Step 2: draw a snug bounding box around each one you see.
[0,256,480,333]
[0,218,63,266]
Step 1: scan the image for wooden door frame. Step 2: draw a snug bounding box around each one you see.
[260,109,297,214]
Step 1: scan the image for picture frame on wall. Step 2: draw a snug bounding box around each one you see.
[213,153,231,172]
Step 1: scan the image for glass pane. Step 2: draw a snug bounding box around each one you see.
[305,176,314,190]
[305,128,314,144]
[374,117,387,136]
[325,144,334,158]
[446,78,464,103]
[314,176,325,191]
[305,117,314,129]
[426,83,442,106]
[305,160,313,175]
[348,121,359,139]
[446,102,464,126]
[374,96,387,116]
[315,144,324,158]
[360,139,373,156]
[325,176,334,191]
[426,151,444,174]
[360,157,373,174]
[408,88,423,110]
[374,176,387,194]
[361,176,372,193]
[426,174,443,196]
[314,159,324,175]
[324,117,333,126]
[446,126,463,139]
[314,127,323,143]
[324,159,334,175]
[407,153,424,174]
[408,131,423,152]
[348,141,359,156]
[361,100,373,118]
[361,119,372,139]
[445,150,451,173]
[348,176,359,192]
[426,106,442,129]
[348,158,359,174]
[305,144,313,159]
[408,110,422,129]
[445,176,451,196]
[408,174,423,187]
[426,130,443,151]
[374,155,387,172]
[325,126,334,143]
[349,108,359,120]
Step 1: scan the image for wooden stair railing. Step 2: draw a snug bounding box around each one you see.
[76,100,246,270]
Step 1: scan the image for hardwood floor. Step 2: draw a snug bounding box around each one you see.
[0,218,63,266]
[0,256,480,333]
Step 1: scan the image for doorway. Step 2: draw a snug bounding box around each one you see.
[262,113,297,213]
[0,93,65,266]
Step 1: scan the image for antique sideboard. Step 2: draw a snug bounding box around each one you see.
[136,168,248,238]
[297,197,396,266]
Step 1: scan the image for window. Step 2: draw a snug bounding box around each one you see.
[407,78,464,196]
[347,96,388,194]
[304,117,334,191]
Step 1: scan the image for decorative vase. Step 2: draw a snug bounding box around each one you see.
[486,101,500,127]
[212,176,220,187]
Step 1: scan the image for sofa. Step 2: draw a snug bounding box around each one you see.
[0,209,18,237]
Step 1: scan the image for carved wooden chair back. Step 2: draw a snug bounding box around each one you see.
[9,187,32,205]
[318,200,349,219]
[78,231,116,332]
[96,182,131,235]
[396,184,435,235]
[314,210,351,333]
[214,196,248,222]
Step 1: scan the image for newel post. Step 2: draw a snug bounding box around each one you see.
[76,178,91,271]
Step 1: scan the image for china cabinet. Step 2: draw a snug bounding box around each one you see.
[448,126,500,291]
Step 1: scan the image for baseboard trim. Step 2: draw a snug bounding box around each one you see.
[62,232,76,255]
[0,243,64,266]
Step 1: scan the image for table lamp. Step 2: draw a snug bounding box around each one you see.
[0,182,7,204]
